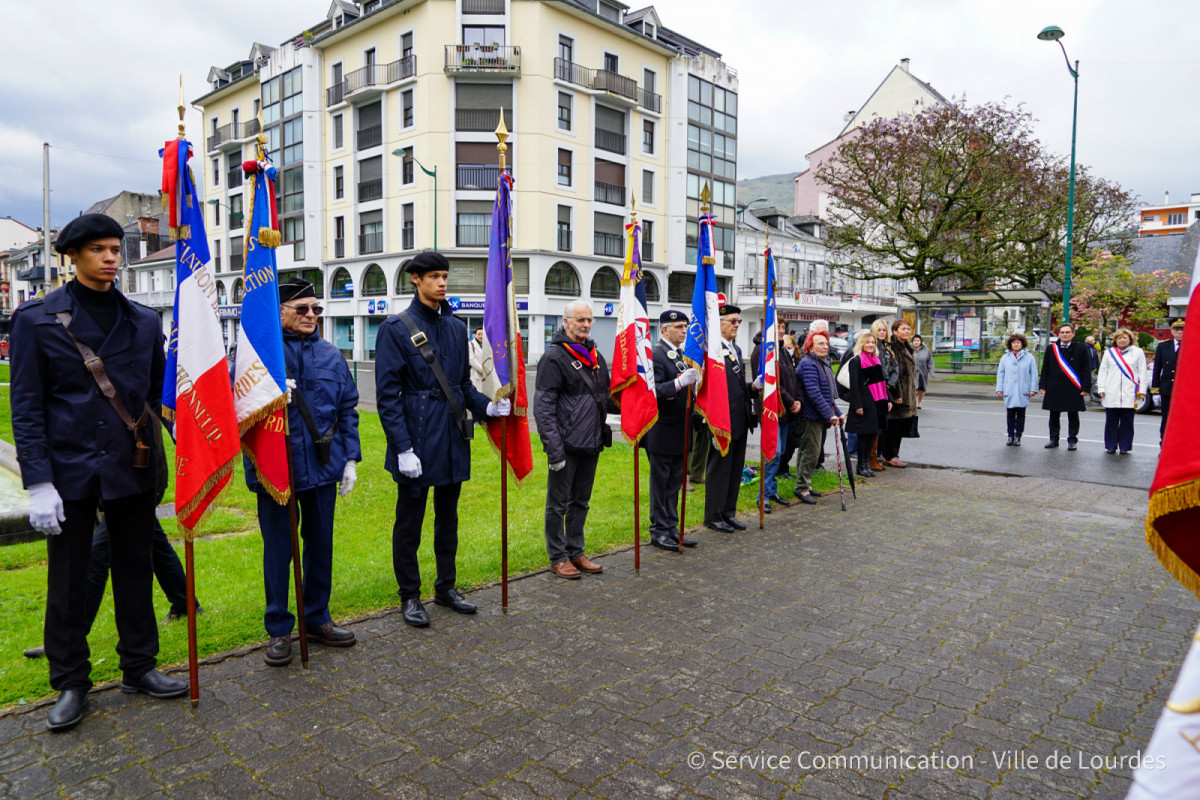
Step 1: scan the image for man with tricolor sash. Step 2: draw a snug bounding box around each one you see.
[1039,322,1092,450]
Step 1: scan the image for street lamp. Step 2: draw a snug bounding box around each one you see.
[206,198,245,225]
[393,148,438,251]
[1038,24,1079,324]
[736,197,769,223]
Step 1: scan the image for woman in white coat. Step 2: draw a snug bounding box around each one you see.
[1096,328,1146,454]
[995,333,1039,446]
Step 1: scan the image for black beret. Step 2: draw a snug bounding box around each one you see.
[279,277,316,302]
[719,303,741,316]
[55,213,125,254]
[660,309,687,324]
[405,251,450,274]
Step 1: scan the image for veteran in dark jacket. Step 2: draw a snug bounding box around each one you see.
[248,277,362,667]
[1039,322,1093,450]
[1153,318,1184,443]
[643,310,700,550]
[704,300,757,532]
[751,319,801,512]
[10,213,185,731]
[376,252,510,626]
[535,300,616,578]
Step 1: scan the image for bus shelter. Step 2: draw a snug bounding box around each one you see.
[900,289,1054,374]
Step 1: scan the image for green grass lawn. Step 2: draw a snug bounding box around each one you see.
[0,362,9,383]
[0,411,839,708]
[939,374,997,383]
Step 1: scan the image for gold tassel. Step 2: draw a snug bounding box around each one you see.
[1145,478,1200,601]
[176,459,237,542]
[258,228,282,249]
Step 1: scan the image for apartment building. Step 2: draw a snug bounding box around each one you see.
[1139,192,1200,237]
[195,0,736,362]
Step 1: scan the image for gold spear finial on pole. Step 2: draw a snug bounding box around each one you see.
[700,182,715,266]
[495,111,509,173]
[177,75,186,138]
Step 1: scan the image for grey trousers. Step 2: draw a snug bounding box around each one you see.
[544,452,600,565]
[794,418,825,494]
[646,450,683,541]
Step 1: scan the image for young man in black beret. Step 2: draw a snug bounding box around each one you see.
[10,213,186,731]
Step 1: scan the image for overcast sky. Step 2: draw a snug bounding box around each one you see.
[2,0,1196,230]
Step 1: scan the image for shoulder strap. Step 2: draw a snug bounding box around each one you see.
[397,310,470,440]
[285,363,336,444]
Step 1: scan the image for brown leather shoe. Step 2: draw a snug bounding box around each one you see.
[570,556,604,574]
[885,458,908,468]
[551,561,582,579]
[308,622,356,647]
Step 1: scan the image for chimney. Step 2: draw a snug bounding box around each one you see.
[843,110,856,122]
[1191,192,1200,203]
[900,58,910,73]
[1164,191,1170,204]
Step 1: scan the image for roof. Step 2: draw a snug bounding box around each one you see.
[1129,233,1186,275]
[838,62,951,137]
[132,243,176,265]
[737,207,823,246]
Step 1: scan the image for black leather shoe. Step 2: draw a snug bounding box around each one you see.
[433,589,477,614]
[1105,448,1116,454]
[402,598,430,628]
[856,467,875,478]
[705,520,735,533]
[1014,436,1022,446]
[769,494,791,507]
[264,636,293,666]
[47,689,88,732]
[309,622,356,647]
[1067,441,1078,451]
[724,517,747,531]
[809,490,823,497]
[120,669,188,699]
[796,493,818,505]
[1045,441,1059,449]
[763,503,772,514]
[23,646,45,659]
[680,535,698,548]
[650,537,679,551]
[1006,435,1015,446]
[163,603,203,624]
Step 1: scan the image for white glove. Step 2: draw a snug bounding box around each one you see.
[752,376,763,391]
[397,448,422,479]
[549,460,567,472]
[285,378,297,405]
[339,461,357,497]
[487,398,512,417]
[676,368,699,389]
[28,482,65,536]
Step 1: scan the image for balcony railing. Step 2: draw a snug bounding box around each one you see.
[333,238,345,259]
[457,163,501,190]
[227,168,243,188]
[16,265,44,281]
[595,128,626,155]
[359,232,383,254]
[207,119,261,151]
[594,233,623,257]
[455,107,513,132]
[594,181,626,206]
[357,178,383,202]
[456,224,490,247]
[554,58,658,111]
[463,0,504,12]
[357,124,382,150]
[445,44,520,73]
[557,229,572,251]
[326,82,345,107]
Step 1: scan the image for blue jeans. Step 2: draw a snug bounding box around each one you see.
[764,419,790,498]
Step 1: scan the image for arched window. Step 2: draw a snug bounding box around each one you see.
[362,264,387,296]
[545,261,580,296]
[232,278,244,303]
[642,272,660,303]
[330,267,354,298]
[217,281,228,306]
[590,266,619,299]
[396,260,414,294]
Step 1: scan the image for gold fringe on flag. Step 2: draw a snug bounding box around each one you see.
[175,458,238,542]
[257,227,282,249]
[1145,477,1200,600]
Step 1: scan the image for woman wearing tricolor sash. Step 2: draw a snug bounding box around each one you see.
[1096,328,1146,455]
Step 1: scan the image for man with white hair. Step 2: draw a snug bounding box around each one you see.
[534,301,616,579]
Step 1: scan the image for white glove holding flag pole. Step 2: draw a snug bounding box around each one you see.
[487,398,511,417]
[338,461,357,497]
[1127,622,1200,798]
[675,368,699,391]
[28,483,65,535]
[285,378,296,405]
[397,449,422,479]
[752,376,763,391]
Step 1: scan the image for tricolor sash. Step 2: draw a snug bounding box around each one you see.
[1110,347,1141,394]
[1051,343,1083,390]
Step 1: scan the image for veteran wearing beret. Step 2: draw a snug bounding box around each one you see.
[375,252,510,627]
[643,310,700,550]
[10,213,185,730]
[252,277,362,667]
[704,298,757,533]
[1153,318,1185,444]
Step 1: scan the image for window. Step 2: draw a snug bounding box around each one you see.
[333,114,344,149]
[402,90,414,128]
[463,25,505,46]
[546,261,580,296]
[229,194,244,229]
[457,201,491,247]
[214,240,222,272]
[212,201,221,229]
[558,35,573,63]
[643,120,654,154]
[284,218,304,260]
[557,205,572,251]
[334,165,344,200]
[231,236,244,271]
[232,278,244,303]
[558,92,572,131]
[402,149,415,184]
[362,264,387,296]
[281,168,303,213]
[282,67,302,117]
[333,216,345,258]
[643,69,656,95]
[401,32,413,59]
[643,272,660,302]
[365,47,375,67]
[641,219,653,263]
[590,266,620,299]
[603,52,618,73]
[1168,213,1186,225]
[402,203,414,250]
[557,149,572,187]
[359,210,383,254]
[211,158,220,187]
[330,267,354,298]
[282,118,303,164]
[642,170,654,205]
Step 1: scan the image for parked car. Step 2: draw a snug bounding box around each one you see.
[828,336,850,362]
[0,335,9,360]
[1138,359,1161,414]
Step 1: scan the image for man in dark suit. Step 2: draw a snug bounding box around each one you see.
[703,301,757,532]
[10,213,186,731]
[644,310,700,550]
[1039,323,1093,450]
[1153,318,1184,444]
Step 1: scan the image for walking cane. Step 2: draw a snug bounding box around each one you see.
[832,421,847,512]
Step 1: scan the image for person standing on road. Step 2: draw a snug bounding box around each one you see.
[845,332,891,478]
[1039,322,1093,451]
[703,300,756,532]
[1152,318,1184,444]
[912,334,933,409]
[535,300,614,578]
[644,310,700,550]
[794,331,843,503]
[995,333,1039,447]
[880,320,916,468]
[10,213,186,731]
[1097,328,1146,455]
[376,253,510,625]
[250,277,362,666]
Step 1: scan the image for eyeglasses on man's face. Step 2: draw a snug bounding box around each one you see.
[283,303,323,316]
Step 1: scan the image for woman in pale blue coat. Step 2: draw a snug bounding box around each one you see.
[995,333,1039,446]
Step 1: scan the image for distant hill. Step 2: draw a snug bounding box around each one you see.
[736,172,799,215]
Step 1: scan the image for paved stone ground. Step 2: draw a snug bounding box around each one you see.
[1,468,1196,799]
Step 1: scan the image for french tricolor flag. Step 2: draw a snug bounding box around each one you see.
[683,212,731,454]
[609,218,658,445]
[757,245,780,462]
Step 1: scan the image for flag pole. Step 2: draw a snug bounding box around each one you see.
[678,387,692,553]
[496,113,510,613]
[630,203,641,573]
[281,414,309,667]
[174,77,202,708]
[759,227,770,530]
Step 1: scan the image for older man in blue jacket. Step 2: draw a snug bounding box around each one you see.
[375,252,509,627]
[251,277,362,667]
